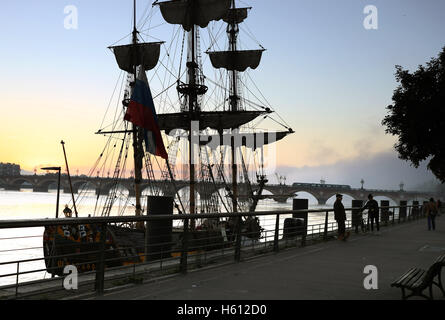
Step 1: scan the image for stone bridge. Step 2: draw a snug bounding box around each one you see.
[0,174,437,204]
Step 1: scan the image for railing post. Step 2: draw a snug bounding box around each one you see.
[180,218,189,274]
[323,211,329,241]
[274,214,280,252]
[235,215,242,262]
[15,262,19,298]
[95,222,107,295]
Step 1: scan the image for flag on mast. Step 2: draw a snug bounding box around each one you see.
[124,66,168,159]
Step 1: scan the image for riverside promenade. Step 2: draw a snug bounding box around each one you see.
[88,216,445,300]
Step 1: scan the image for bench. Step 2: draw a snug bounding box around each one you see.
[391,254,445,300]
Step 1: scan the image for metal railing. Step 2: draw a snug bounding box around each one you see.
[0,204,429,299]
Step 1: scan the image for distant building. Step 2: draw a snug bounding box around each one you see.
[0,162,21,176]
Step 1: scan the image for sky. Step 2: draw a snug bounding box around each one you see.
[0,0,444,190]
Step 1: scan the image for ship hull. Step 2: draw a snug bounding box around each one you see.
[42,223,232,276]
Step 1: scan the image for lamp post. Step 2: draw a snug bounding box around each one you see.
[61,140,78,218]
[41,167,61,218]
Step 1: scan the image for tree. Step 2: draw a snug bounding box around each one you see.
[382,46,445,183]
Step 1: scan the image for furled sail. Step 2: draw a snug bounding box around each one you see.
[157,110,270,132]
[109,42,162,73]
[200,130,294,150]
[208,49,264,72]
[223,7,250,24]
[155,0,231,31]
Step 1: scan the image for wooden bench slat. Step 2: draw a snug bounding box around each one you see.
[405,269,426,288]
[392,268,420,287]
[392,254,445,300]
[436,254,445,264]
[412,271,430,289]
[392,268,417,287]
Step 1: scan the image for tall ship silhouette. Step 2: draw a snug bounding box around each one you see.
[43,0,294,276]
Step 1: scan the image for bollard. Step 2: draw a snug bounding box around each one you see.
[352,200,363,233]
[95,222,107,295]
[412,201,419,220]
[292,199,308,246]
[145,196,173,261]
[422,201,429,218]
[399,201,407,223]
[380,200,390,226]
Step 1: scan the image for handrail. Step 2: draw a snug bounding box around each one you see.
[0,204,425,299]
[0,206,414,229]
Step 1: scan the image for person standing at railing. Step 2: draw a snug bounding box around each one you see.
[334,194,349,241]
[360,194,379,233]
[63,205,72,218]
[426,198,438,231]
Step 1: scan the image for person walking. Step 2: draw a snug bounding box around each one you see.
[334,194,349,241]
[361,194,379,233]
[427,198,438,231]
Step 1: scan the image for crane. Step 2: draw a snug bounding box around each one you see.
[275,173,286,185]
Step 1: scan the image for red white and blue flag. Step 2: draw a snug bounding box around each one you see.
[124,67,168,159]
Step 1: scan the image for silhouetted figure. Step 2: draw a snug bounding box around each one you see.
[63,205,72,218]
[334,194,349,241]
[426,198,438,231]
[361,194,379,233]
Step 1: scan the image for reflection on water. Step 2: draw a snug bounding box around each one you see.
[0,190,356,286]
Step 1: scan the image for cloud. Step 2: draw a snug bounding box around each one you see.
[275,150,439,190]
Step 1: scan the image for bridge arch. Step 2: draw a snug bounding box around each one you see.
[97,182,132,197]
[372,195,398,206]
[35,178,59,190]
[325,193,356,206]
[141,184,164,197]
[73,180,98,191]
[111,184,131,197]
[208,187,232,209]
[292,191,319,205]
[10,177,35,190]
[172,186,202,214]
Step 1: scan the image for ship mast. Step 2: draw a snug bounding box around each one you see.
[229,0,239,212]
[131,0,144,225]
[104,1,164,218]
[154,0,231,221]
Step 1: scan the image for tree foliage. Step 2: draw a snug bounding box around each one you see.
[382,47,445,183]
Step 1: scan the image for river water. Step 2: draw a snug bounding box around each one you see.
[0,189,354,287]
